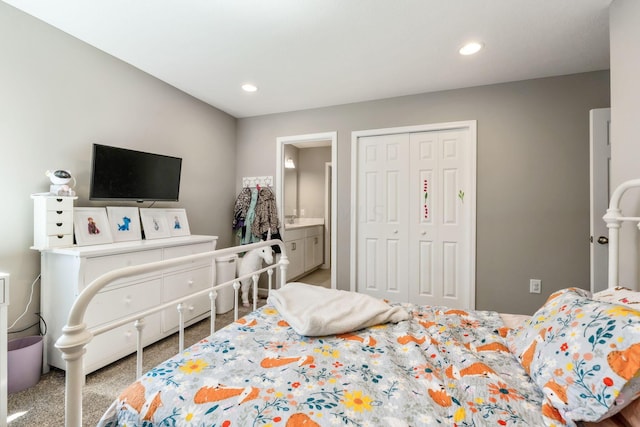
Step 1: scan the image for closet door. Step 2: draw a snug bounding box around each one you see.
[356,133,410,302]
[409,130,471,308]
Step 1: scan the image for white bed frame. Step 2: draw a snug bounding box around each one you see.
[603,178,640,288]
[56,239,288,427]
[56,180,640,427]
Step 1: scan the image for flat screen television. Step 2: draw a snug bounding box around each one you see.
[89,143,182,202]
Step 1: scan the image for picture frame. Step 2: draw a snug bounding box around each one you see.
[165,208,190,237]
[106,206,142,242]
[139,208,171,240]
[73,207,114,246]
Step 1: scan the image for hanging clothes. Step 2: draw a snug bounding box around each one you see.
[232,187,252,231]
[240,188,261,245]
[233,184,281,248]
[252,187,280,238]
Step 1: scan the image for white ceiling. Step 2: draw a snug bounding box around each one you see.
[4,0,611,118]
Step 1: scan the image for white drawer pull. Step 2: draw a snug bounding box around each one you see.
[188,279,194,286]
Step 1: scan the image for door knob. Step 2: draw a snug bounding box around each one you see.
[597,236,609,245]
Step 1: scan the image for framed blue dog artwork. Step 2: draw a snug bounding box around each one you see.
[106,206,142,242]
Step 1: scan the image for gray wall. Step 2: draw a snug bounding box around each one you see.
[0,3,237,337]
[237,71,611,315]
[298,146,331,219]
[610,0,640,289]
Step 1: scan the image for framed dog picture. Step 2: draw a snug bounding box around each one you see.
[73,207,114,246]
[139,208,171,240]
[165,208,190,237]
[106,206,142,242]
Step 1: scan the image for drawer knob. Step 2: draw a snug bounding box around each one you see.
[188,279,194,286]
[56,235,64,239]
[124,296,132,304]
[189,305,195,312]
[56,210,63,214]
[56,222,63,227]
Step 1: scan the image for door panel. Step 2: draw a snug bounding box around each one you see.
[590,108,611,293]
[357,134,409,301]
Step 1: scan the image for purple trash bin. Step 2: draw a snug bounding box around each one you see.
[7,335,43,393]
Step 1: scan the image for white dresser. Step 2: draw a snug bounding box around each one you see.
[39,235,217,374]
[0,272,8,424]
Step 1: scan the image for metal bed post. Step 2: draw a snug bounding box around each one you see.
[603,178,640,289]
[232,281,241,321]
[251,274,259,311]
[209,290,217,336]
[134,319,145,378]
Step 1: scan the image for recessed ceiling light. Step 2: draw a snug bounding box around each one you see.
[242,83,258,92]
[459,42,484,56]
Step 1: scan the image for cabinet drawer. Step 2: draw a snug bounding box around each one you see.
[284,228,306,241]
[306,226,322,237]
[46,234,73,248]
[162,266,213,332]
[163,242,216,262]
[45,197,74,210]
[85,312,162,374]
[45,221,72,235]
[46,210,72,222]
[84,249,163,286]
[85,278,162,328]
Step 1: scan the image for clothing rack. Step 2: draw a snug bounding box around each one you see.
[242,176,273,188]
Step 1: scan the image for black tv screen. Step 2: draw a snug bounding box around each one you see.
[90,144,182,202]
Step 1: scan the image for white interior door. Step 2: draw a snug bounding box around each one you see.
[590,108,611,293]
[409,130,471,308]
[356,134,410,301]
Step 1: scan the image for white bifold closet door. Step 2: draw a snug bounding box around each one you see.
[356,129,473,309]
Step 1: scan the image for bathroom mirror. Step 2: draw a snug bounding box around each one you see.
[283,167,297,217]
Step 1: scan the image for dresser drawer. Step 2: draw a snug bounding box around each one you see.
[162,266,212,332]
[85,312,162,374]
[44,197,74,211]
[164,242,216,262]
[45,220,73,235]
[83,249,163,286]
[45,234,73,248]
[85,278,162,328]
[45,209,72,223]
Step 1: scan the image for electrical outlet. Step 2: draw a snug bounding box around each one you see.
[300,208,305,216]
[529,279,541,294]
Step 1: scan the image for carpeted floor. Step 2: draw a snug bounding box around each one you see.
[7,300,264,426]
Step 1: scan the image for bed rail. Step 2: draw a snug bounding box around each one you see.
[603,178,640,289]
[56,239,288,427]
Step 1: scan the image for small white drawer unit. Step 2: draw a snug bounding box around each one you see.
[31,195,76,249]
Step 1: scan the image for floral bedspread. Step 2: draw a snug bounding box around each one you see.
[98,302,568,427]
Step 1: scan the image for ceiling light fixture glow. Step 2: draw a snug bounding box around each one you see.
[459,42,484,56]
[242,83,258,92]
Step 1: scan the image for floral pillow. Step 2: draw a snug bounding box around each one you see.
[593,286,640,309]
[508,287,640,423]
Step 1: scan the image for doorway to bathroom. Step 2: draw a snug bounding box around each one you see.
[276,132,337,289]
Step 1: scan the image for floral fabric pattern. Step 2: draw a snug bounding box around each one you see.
[508,288,640,422]
[99,302,571,427]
